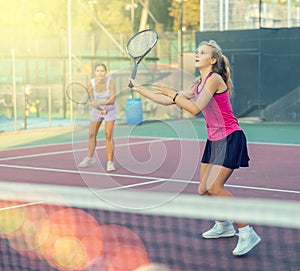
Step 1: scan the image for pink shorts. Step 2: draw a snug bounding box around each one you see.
[90,104,117,122]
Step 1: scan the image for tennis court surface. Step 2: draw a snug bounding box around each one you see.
[0,120,300,271]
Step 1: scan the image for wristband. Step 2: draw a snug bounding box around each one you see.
[173,92,179,102]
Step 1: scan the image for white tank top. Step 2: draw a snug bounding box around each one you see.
[91,77,111,103]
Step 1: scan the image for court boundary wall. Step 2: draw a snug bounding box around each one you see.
[195,27,300,121]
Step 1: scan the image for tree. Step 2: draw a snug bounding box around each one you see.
[90,0,131,33]
[0,0,68,35]
[147,0,173,31]
[169,0,200,31]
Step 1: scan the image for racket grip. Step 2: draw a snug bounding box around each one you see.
[128,65,138,88]
[128,80,134,88]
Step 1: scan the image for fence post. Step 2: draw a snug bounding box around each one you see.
[48,86,52,128]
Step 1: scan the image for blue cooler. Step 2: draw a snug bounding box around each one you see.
[125,98,143,125]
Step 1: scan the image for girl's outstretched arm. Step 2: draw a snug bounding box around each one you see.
[132,83,174,105]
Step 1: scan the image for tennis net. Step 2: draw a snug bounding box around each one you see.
[0,181,299,271]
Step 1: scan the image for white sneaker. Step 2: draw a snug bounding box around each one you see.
[232,226,261,256]
[78,157,96,168]
[106,161,116,172]
[202,221,236,239]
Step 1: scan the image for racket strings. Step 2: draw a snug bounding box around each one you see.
[66,83,90,105]
[127,32,158,57]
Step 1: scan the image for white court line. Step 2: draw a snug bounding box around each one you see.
[0,137,299,196]
[132,135,300,147]
[0,163,169,181]
[0,163,177,194]
[0,200,51,211]
[1,134,299,154]
[190,180,300,195]
[0,163,299,195]
[0,137,174,162]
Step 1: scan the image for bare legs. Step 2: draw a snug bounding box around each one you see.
[104,120,115,162]
[87,121,101,158]
[198,163,247,228]
[87,120,115,163]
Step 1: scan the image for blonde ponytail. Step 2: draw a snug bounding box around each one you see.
[222,55,233,96]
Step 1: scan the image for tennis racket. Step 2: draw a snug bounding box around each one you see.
[66,82,113,112]
[127,29,158,88]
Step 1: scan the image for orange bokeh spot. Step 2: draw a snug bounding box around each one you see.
[133,263,171,271]
[37,208,103,271]
[101,224,147,256]
[102,245,151,271]
[5,203,48,260]
[0,200,26,237]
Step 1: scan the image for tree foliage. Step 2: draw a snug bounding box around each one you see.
[1,0,299,37]
[0,0,133,36]
[169,0,200,31]
[147,0,173,31]
[0,0,67,33]
[0,0,182,37]
[89,0,131,33]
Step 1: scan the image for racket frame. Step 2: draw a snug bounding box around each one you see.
[126,29,158,88]
[65,82,105,111]
[65,82,90,106]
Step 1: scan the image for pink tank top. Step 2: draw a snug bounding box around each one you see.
[194,72,241,141]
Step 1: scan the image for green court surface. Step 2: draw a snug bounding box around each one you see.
[0,119,299,150]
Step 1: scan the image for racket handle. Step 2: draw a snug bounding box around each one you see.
[128,65,138,88]
[128,80,134,88]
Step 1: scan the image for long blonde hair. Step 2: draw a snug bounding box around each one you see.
[198,40,234,96]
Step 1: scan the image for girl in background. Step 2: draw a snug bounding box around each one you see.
[79,63,116,172]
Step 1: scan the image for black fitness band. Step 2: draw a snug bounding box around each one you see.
[173,92,179,102]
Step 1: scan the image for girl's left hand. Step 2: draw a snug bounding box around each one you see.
[152,83,175,98]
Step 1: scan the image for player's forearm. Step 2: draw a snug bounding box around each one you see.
[152,84,201,115]
[133,86,173,105]
[95,97,116,106]
[172,93,201,115]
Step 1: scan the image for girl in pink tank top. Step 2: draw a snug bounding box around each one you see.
[194,71,241,141]
[131,40,261,257]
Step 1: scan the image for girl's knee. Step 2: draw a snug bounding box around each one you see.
[88,133,96,140]
[199,178,221,196]
[105,132,112,141]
